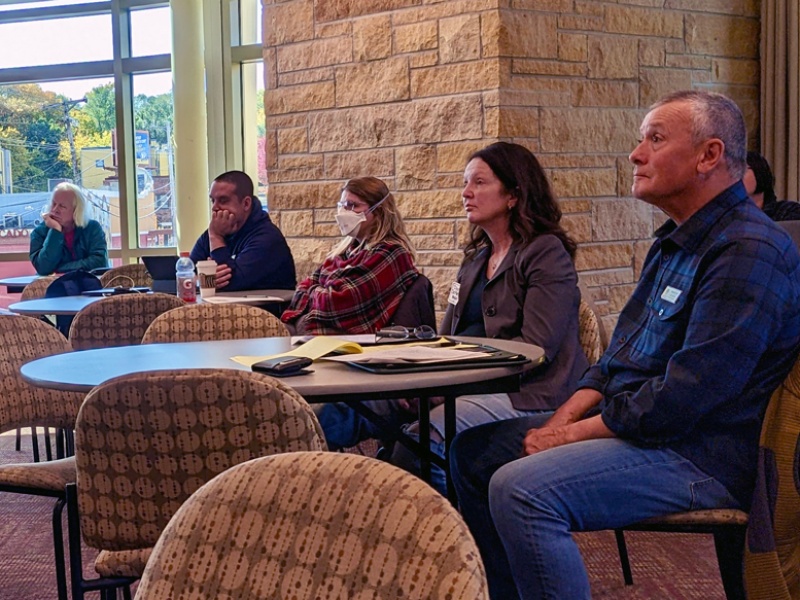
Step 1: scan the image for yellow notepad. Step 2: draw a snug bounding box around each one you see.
[231,336,462,367]
[231,336,364,367]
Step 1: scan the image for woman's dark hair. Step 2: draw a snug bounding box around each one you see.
[464,142,576,260]
[746,151,777,207]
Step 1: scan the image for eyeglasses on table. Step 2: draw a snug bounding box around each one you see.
[375,325,437,341]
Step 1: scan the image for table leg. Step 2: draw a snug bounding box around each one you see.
[444,394,457,505]
[418,396,431,483]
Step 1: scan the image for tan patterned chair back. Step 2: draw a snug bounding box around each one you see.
[75,369,326,552]
[142,303,288,344]
[21,275,59,301]
[100,264,153,288]
[743,355,800,599]
[68,292,184,350]
[0,314,83,431]
[578,298,604,364]
[135,452,489,600]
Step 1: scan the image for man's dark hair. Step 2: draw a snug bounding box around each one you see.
[746,151,777,206]
[213,170,255,200]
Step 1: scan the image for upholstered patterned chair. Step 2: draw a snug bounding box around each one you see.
[141,303,288,344]
[0,314,85,600]
[20,274,59,301]
[613,354,800,600]
[99,263,153,289]
[742,357,800,600]
[135,452,489,600]
[578,298,604,364]
[68,292,184,350]
[17,273,60,456]
[66,369,326,600]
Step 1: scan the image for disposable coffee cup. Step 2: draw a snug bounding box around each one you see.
[196,260,217,298]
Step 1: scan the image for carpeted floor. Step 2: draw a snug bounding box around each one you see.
[1,432,727,599]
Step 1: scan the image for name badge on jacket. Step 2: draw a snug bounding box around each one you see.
[448,282,460,305]
[661,286,682,303]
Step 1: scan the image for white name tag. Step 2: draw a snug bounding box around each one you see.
[448,282,460,305]
[661,286,682,304]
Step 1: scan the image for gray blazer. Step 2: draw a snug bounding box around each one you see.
[441,235,589,411]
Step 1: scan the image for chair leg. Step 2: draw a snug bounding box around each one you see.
[15,427,21,451]
[66,484,84,600]
[713,528,746,600]
[52,497,68,600]
[44,426,53,461]
[614,529,634,586]
[65,429,75,457]
[56,428,65,460]
[32,426,40,463]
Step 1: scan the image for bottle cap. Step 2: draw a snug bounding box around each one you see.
[179,251,190,257]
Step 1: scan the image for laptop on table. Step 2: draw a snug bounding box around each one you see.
[142,255,178,294]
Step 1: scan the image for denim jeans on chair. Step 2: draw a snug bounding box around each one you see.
[389,394,552,495]
[450,416,742,600]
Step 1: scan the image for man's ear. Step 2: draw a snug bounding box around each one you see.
[242,195,253,211]
[697,139,725,175]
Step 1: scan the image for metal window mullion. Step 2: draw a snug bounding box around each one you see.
[111,0,137,259]
[204,0,236,176]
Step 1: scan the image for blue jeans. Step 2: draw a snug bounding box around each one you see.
[315,401,414,451]
[450,416,742,600]
[390,394,551,495]
[318,395,548,495]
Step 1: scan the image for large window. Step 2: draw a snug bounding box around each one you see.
[0,0,173,269]
[0,0,263,307]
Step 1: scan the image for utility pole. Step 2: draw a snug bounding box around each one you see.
[43,98,86,187]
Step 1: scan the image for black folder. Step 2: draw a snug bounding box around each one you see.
[344,341,533,374]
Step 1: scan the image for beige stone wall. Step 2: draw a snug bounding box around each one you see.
[263,0,760,332]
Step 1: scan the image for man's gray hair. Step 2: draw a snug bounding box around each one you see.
[652,90,747,179]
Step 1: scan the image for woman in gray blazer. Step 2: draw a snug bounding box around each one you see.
[390,141,589,493]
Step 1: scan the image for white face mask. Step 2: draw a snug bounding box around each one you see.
[335,209,367,238]
[334,191,390,238]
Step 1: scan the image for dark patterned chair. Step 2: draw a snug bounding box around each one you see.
[0,315,85,600]
[135,452,489,600]
[99,263,153,289]
[68,292,184,350]
[66,369,327,600]
[141,303,288,343]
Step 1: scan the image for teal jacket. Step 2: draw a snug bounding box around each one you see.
[29,220,109,275]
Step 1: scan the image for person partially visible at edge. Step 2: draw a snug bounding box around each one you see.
[743,150,800,221]
[281,176,418,335]
[189,170,296,291]
[450,91,800,600]
[30,182,108,275]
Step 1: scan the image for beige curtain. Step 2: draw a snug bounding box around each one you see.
[761,0,800,201]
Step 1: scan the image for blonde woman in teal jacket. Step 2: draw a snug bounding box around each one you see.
[29,183,108,275]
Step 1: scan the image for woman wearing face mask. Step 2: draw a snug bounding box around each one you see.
[29,182,108,275]
[281,176,418,334]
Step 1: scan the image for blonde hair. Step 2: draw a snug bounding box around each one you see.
[48,182,91,227]
[328,177,415,260]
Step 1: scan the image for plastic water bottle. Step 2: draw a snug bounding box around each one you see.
[176,252,197,303]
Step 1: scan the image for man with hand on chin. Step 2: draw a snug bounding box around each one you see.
[450,90,800,600]
[190,170,296,291]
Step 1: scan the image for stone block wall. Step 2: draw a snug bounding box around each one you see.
[262,0,760,333]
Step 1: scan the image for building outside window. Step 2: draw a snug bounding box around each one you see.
[0,0,265,308]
